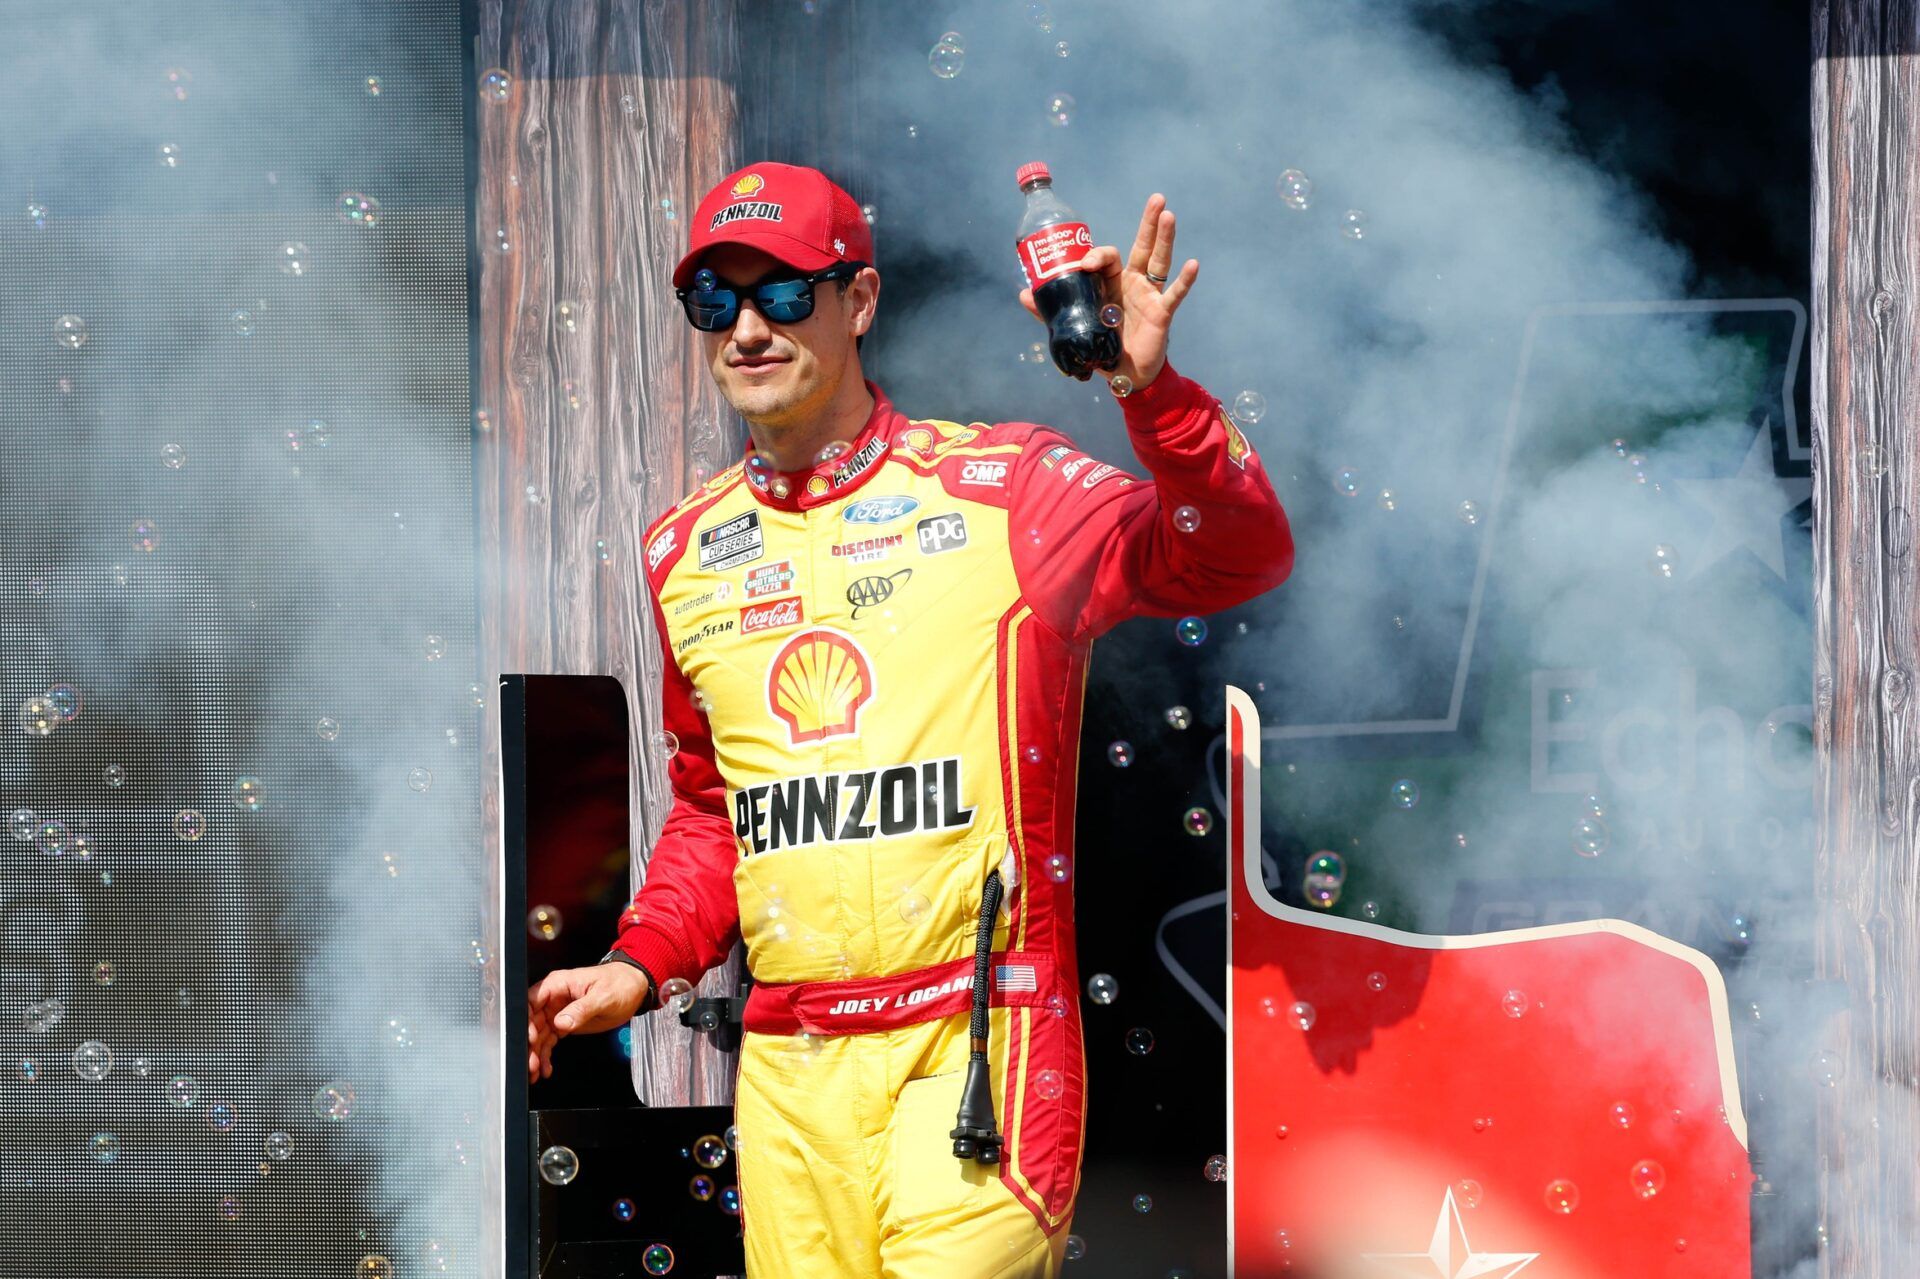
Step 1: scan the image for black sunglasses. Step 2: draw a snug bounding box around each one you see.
[676,261,869,332]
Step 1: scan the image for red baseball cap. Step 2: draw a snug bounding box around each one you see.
[674,162,874,289]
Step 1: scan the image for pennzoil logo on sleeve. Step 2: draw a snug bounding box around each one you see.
[766,627,875,744]
[698,509,763,571]
[732,756,975,855]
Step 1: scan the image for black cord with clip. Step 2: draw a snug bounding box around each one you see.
[949,869,1005,1165]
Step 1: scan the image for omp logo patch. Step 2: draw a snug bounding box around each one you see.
[766,627,875,745]
[960,460,1008,487]
[646,527,678,571]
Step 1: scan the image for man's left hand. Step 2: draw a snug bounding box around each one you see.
[1018,192,1199,391]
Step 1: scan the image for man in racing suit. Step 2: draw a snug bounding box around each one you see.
[526,162,1293,1278]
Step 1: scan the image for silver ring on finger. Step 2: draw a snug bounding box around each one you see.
[1145,270,1169,284]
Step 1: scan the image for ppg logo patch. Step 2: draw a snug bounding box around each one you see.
[916,513,969,556]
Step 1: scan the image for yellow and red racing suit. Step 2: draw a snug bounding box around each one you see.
[609,362,1292,1277]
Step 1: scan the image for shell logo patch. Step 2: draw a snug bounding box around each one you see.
[806,475,831,498]
[766,627,875,744]
[1222,413,1252,469]
[730,173,765,199]
[900,427,935,458]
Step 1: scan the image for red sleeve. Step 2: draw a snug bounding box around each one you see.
[1008,360,1294,642]
[607,584,741,1013]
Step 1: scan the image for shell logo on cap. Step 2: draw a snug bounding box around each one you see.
[767,627,874,744]
[730,173,765,199]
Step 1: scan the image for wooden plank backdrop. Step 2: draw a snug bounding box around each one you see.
[1813,2,1920,1274]
[471,0,869,1132]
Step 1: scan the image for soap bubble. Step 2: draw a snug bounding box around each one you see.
[277,241,310,276]
[312,1081,356,1121]
[1544,1179,1579,1214]
[1630,1159,1666,1199]
[1334,468,1360,497]
[357,1258,393,1279]
[659,977,695,1015]
[693,1133,729,1169]
[89,1132,120,1164]
[1184,806,1214,836]
[897,891,930,922]
[317,717,341,741]
[364,76,383,96]
[687,1176,714,1201]
[1086,973,1118,1005]
[1055,40,1071,57]
[27,201,48,228]
[1204,1154,1228,1182]
[1339,209,1369,240]
[19,697,57,737]
[229,308,256,337]
[1231,390,1267,425]
[232,776,264,811]
[1099,303,1123,327]
[1458,499,1481,526]
[650,730,679,758]
[1175,616,1208,647]
[539,1145,580,1185]
[424,633,447,661]
[72,1040,113,1081]
[162,443,186,469]
[1046,93,1076,126]
[15,1059,37,1082]
[1044,853,1072,882]
[1649,544,1678,579]
[407,767,432,792]
[1132,1193,1153,1213]
[266,1131,294,1161]
[642,1245,676,1275]
[158,143,182,168]
[8,808,35,840]
[1164,705,1192,729]
[1609,1101,1635,1129]
[1035,1069,1064,1100]
[1065,1236,1086,1261]
[1572,817,1609,858]
[92,961,116,986]
[1124,1027,1155,1056]
[205,1101,237,1132]
[527,905,563,941]
[928,34,964,79]
[1276,169,1312,211]
[481,68,512,101]
[1106,741,1133,767]
[1366,971,1388,992]
[1455,1178,1484,1208]
[612,1196,638,1220]
[167,1075,199,1108]
[1172,506,1200,533]
[1289,1001,1316,1030]
[172,810,206,842]
[1502,989,1529,1019]
[337,191,381,228]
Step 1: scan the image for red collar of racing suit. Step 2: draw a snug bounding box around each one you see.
[736,379,909,513]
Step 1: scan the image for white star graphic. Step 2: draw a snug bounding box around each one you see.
[1361,1188,1539,1278]
[1667,417,1811,583]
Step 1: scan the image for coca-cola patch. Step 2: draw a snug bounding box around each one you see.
[1016,221,1094,291]
[740,597,805,635]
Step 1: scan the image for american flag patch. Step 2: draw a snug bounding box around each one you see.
[994,964,1038,992]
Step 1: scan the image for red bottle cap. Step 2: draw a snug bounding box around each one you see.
[1015,161,1052,188]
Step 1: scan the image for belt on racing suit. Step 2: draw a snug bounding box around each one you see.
[740,947,1059,1036]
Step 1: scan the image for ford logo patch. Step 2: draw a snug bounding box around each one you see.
[842,496,919,525]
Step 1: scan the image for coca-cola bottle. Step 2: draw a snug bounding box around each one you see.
[1014,162,1122,381]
